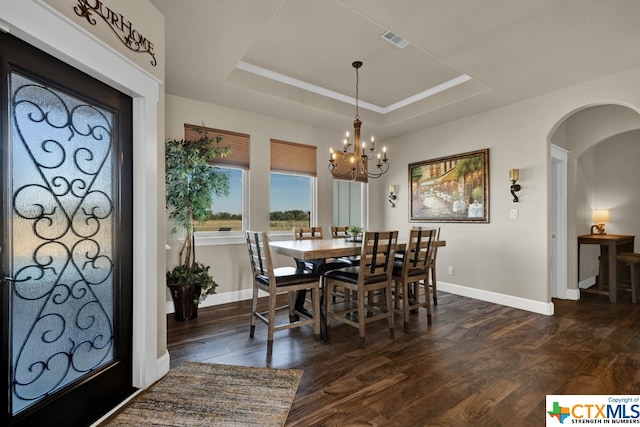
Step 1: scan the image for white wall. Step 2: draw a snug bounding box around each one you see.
[580,130,640,243]
[369,66,640,314]
[164,94,341,305]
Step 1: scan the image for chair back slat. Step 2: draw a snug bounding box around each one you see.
[330,226,348,239]
[360,231,398,279]
[245,231,275,289]
[293,226,324,240]
[405,228,436,270]
[412,226,439,263]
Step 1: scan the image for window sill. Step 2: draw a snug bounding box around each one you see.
[193,232,244,246]
[187,231,294,247]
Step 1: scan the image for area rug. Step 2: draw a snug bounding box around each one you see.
[106,362,303,427]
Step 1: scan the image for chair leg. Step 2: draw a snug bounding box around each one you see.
[358,288,366,348]
[312,285,321,340]
[288,291,297,322]
[250,285,259,338]
[267,293,277,355]
[394,280,401,310]
[326,279,335,326]
[631,264,638,304]
[402,280,410,333]
[431,265,438,305]
[386,284,395,339]
[424,280,433,326]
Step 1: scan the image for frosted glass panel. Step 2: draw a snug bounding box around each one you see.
[10,73,115,414]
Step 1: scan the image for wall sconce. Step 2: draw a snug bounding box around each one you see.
[509,169,521,202]
[388,185,397,207]
[591,209,610,234]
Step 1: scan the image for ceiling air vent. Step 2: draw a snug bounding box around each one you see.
[380,31,409,49]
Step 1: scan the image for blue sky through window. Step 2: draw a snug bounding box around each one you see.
[270,172,311,212]
[209,168,311,215]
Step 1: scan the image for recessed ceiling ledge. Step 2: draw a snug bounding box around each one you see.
[236,60,473,115]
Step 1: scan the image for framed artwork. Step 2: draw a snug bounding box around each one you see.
[409,149,489,223]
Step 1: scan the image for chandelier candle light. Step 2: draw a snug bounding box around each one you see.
[328,61,389,182]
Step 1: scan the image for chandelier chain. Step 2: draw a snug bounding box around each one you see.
[355,65,359,120]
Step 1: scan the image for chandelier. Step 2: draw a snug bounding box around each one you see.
[328,61,389,182]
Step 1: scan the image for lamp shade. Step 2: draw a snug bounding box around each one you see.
[592,209,610,223]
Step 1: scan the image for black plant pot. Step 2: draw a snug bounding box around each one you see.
[169,284,202,321]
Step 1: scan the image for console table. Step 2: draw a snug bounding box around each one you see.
[577,234,635,303]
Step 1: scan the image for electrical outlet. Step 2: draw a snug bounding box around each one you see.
[448,266,455,276]
[510,208,518,219]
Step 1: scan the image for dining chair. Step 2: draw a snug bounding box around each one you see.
[324,230,398,348]
[292,226,325,273]
[292,226,351,273]
[330,226,360,266]
[292,226,352,324]
[293,226,324,240]
[393,228,436,332]
[330,226,348,239]
[245,231,321,356]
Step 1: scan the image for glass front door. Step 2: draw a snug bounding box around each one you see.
[1,32,133,426]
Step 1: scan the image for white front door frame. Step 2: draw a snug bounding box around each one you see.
[1,0,166,388]
[551,144,569,299]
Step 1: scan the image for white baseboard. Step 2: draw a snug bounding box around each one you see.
[437,281,555,315]
[166,283,557,316]
[165,288,256,314]
[578,276,596,289]
[564,288,581,300]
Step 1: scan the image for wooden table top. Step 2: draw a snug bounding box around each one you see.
[577,234,635,244]
[270,238,445,260]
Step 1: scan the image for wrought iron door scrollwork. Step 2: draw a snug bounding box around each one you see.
[10,74,115,410]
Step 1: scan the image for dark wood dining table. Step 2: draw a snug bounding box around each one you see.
[269,238,446,339]
[577,233,635,303]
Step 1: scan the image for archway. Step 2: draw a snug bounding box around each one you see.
[549,104,640,300]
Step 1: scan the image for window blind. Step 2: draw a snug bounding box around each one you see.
[184,124,249,168]
[270,139,317,176]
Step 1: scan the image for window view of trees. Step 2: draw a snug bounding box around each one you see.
[194,167,243,231]
[192,169,313,232]
[269,209,310,230]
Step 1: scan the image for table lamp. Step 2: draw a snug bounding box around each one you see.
[590,209,610,235]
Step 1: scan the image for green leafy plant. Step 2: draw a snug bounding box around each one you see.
[165,127,232,302]
[166,262,216,302]
[347,225,363,235]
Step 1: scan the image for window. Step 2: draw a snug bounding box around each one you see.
[270,172,314,231]
[203,166,246,231]
[270,139,316,231]
[332,180,365,228]
[185,125,249,233]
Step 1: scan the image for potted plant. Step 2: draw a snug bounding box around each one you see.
[346,225,363,242]
[165,127,231,320]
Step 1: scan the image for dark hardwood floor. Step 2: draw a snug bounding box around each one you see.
[167,290,640,426]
